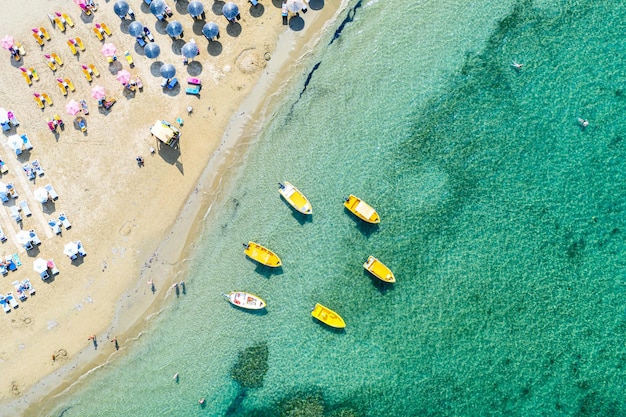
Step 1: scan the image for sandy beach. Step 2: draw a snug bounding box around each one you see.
[0,0,341,414]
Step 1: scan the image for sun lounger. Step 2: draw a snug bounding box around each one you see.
[0,264,6,275]
[167,78,178,89]
[10,206,21,223]
[46,59,57,71]
[49,259,60,275]
[21,134,33,151]
[32,159,44,176]
[49,219,61,234]
[0,191,8,203]
[81,67,93,82]
[0,227,7,242]
[6,292,18,309]
[59,213,71,229]
[39,27,51,41]
[0,297,10,313]
[7,183,18,199]
[77,240,87,257]
[57,81,68,95]
[75,37,85,51]
[0,159,7,175]
[13,281,27,301]
[89,64,100,77]
[42,93,53,106]
[53,16,66,32]
[128,7,135,19]
[144,27,154,41]
[187,78,201,85]
[22,279,35,295]
[33,32,44,46]
[67,40,77,55]
[20,201,32,217]
[13,254,21,267]
[34,94,44,109]
[5,256,16,272]
[161,78,168,87]
[45,184,58,200]
[21,71,32,86]
[93,27,104,41]
[51,52,63,65]
[40,269,50,280]
[101,23,112,36]
[23,164,35,180]
[80,100,89,114]
[186,86,201,95]
[29,230,41,245]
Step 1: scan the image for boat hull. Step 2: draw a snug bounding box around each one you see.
[363,256,395,283]
[343,195,380,224]
[279,181,312,214]
[224,292,266,310]
[244,242,282,267]
[311,303,346,328]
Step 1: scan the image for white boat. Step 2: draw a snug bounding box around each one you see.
[223,291,266,310]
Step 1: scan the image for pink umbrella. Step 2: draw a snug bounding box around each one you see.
[73,0,86,6]
[1,35,14,50]
[116,70,131,85]
[101,43,117,57]
[65,99,81,115]
[91,85,106,100]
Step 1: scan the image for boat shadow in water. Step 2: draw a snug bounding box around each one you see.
[253,264,284,278]
[229,304,269,316]
[312,318,346,334]
[279,198,313,225]
[365,270,395,294]
[344,208,379,237]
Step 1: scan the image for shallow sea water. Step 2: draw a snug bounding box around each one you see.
[48,0,626,415]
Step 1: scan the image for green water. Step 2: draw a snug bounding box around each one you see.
[44,0,626,415]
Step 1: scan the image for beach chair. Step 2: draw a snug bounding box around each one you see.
[5,256,16,271]
[88,64,100,77]
[0,227,7,242]
[77,240,87,257]
[45,56,57,71]
[33,94,44,109]
[65,78,75,92]
[33,32,44,46]
[167,78,178,89]
[10,206,21,223]
[6,293,18,309]
[187,78,201,85]
[57,81,68,95]
[21,71,32,85]
[21,134,33,151]
[249,0,259,5]
[49,259,60,275]
[0,297,10,313]
[51,52,63,65]
[75,38,85,51]
[185,86,201,95]
[0,265,6,276]
[20,201,32,217]
[101,23,112,36]
[128,7,135,19]
[45,184,59,200]
[52,15,66,32]
[42,93,53,106]
[144,27,154,42]
[39,27,51,41]
[0,190,8,202]
[23,163,35,180]
[59,213,72,229]
[29,230,41,245]
[0,159,7,175]
[49,219,61,235]
[7,183,18,199]
[67,40,77,55]
[92,27,104,41]
[81,66,93,82]
[124,51,134,67]
[161,78,168,87]
[13,281,27,301]
[135,36,146,47]
[63,13,74,27]
[22,279,35,296]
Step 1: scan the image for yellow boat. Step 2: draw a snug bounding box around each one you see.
[243,242,282,267]
[223,291,266,310]
[343,195,380,224]
[363,256,395,283]
[278,182,312,215]
[311,303,346,329]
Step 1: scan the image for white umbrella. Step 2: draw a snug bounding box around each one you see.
[64,242,79,257]
[33,258,48,273]
[34,187,49,203]
[16,230,32,246]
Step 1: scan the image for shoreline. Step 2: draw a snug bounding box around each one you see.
[0,1,347,415]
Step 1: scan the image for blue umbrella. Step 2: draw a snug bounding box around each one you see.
[222,2,239,21]
[144,43,161,59]
[166,21,183,38]
[181,42,199,59]
[202,22,219,40]
[113,0,130,18]
[129,21,145,37]
[160,64,176,79]
[188,1,204,18]
[150,0,166,16]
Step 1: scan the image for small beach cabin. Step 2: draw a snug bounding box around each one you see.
[150,120,180,148]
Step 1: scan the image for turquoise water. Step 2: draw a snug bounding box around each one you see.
[48,0,626,415]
